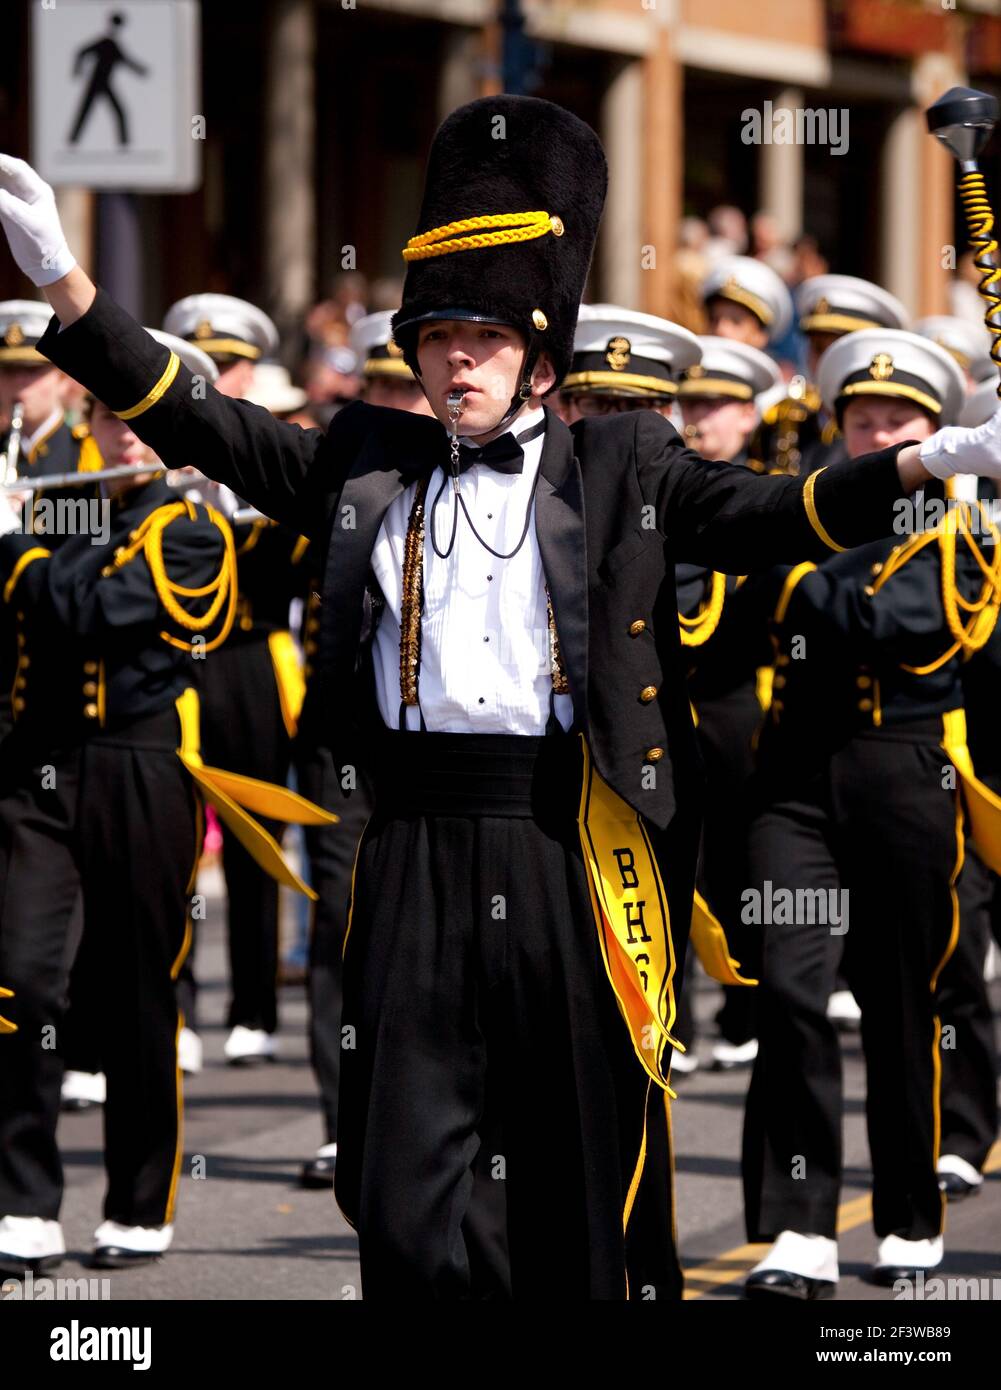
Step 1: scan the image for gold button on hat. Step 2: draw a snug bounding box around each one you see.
[640,685,658,703]
[629,620,646,636]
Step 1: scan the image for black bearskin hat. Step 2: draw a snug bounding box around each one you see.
[392,96,607,384]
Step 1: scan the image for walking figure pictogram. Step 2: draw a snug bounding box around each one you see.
[67,11,149,148]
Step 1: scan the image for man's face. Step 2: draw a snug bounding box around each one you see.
[841,397,935,459]
[563,393,673,425]
[706,298,769,350]
[680,396,756,461]
[88,399,159,494]
[0,362,63,431]
[215,359,256,400]
[364,375,435,417]
[415,319,553,437]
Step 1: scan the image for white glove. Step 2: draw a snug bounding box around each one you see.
[0,488,24,536]
[919,404,1001,480]
[0,155,76,287]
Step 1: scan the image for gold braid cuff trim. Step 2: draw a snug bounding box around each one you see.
[802,468,846,553]
[115,352,181,420]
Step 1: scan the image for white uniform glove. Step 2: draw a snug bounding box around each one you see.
[0,488,24,536]
[0,155,76,287]
[919,404,1001,480]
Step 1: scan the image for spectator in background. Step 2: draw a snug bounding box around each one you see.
[304,270,369,348]
[669,216,710,333]
[705,204,748,265]
[368,277,405,313]
[750,211,794,282]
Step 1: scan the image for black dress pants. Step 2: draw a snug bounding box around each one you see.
[333,729,686,1301]
[743,724,960,1243]
[0,710,199,1225]
[937,845,999,1170]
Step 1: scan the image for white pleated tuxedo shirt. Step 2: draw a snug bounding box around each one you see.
[369,405,574,734]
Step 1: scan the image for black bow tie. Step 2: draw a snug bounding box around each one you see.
[450,417,547,477]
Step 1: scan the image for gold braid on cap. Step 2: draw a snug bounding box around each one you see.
[402,211,564,262]
[399,474,568,707]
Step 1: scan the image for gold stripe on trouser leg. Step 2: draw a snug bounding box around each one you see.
[928,787,965,1234]
[164,796,203,1222]
[165,1013,185,1225]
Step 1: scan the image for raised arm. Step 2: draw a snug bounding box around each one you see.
[633,410,1001,573]
[0,158,332,537]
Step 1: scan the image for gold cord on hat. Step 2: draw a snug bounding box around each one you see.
[402,211,564,261]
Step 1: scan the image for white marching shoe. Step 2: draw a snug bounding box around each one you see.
[871,1234,944,1286]
[710,1038,758,1071]
[745,1230,839,1300]
[669,1050,699,1077]
[177,1027,203,1076]
[91,1220,173,1269]
[60,1070,106,1111]
[0,1215,66,1275]
[224,1025,278,1065]
[937,1153,984,1202]
[826,990,861,1030]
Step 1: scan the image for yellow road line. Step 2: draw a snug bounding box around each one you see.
[683,1138,1001,1299]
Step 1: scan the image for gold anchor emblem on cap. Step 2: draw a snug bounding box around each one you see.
[194,319,214,340]
[605,336,631,371]
[686,363,705,379]
[814,296,830,315]
[4,323,24,346]
[385,338,403,358]
[869,352,894,381]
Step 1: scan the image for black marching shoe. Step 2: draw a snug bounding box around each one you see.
[744,1231,839,1301]
[745,1268,836,1300]
[90,1221,173,1270]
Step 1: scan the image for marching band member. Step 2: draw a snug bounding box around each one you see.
[3,99,1000,1299]
[0,333,233,1272]
[742,330,1000,1296]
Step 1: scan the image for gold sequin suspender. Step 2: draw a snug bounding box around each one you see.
[399,474,569,709]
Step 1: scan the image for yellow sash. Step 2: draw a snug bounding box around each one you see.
[268,629,307,738]
[0,985,16,1035]
[691,890,758,986]
[941,708,1001,875]
[174,687,337,899]
[577,736,683,1095]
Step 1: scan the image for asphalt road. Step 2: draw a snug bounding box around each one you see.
[45,864,1001,1303]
